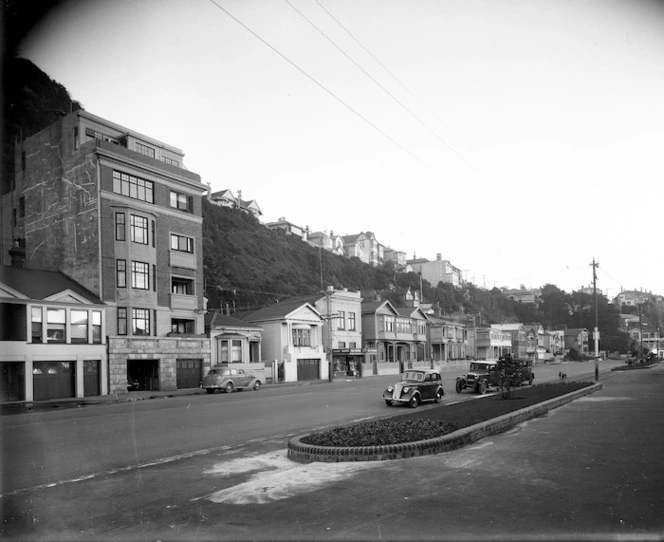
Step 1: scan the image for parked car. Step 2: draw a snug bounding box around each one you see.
[455,360,499,394]
[202,367,261,394]
[383,369,445,408]
[514,357,534,386]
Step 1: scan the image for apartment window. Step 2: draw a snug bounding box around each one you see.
[117,308,127,335]
[130,215,148,244]
[115,213,126,241]
[112,170,154,203]
[170,233,194,253]
[349,342,357,349]
[19,197,25,218]
[348,312,356,331]
[46,309,66,343]
[151,220,155,248]
[135,141,155,158]
[171,319,195,334]
[132,308,150,335]
[31,307,42,343]
[170,191,193,212]
[92,311,102,343]
[70,310,88,344]
[152,265,157,292]
[338,341,346,349]
[162,156,179,167]
[131,261,150,290]
[337,310,346,330]
[171,276,194,295]
[292,327,311,347]
[117,259,126,288]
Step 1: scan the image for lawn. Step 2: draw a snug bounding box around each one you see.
[301,381,594,447]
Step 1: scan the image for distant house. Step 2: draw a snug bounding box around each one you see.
[208,189,262,220]
[564,328,589,354]
[408,254,464,287]
[342,233,369,263]
[306,229,344,256]
[265,217,307,240]
[504,287,540,304]
[383,247,407,268]
[233,300,326,382]
[492,323,527,358]
[475,326,512,360]
[429,316,467,362]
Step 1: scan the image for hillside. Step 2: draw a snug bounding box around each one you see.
[2,57,82,193]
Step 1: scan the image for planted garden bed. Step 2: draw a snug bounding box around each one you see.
[302,381,593,447]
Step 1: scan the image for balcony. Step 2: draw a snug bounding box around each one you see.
[169,251,197,270]
[170,293,197,311]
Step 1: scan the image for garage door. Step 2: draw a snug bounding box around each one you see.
[177,359,202,389]
[297,359,320,381]
[33,361,75,401]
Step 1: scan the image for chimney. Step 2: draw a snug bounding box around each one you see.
[9,239,26,268]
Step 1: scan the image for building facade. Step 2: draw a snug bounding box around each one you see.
[3,109,210,396]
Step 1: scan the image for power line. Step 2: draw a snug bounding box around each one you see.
[283,0,473,170]
[314,0,480,166]
[205,0,445,180]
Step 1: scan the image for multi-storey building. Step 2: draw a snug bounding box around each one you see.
[492,323,528,358]
[313,287,364,377]
[475,327,512,360]
[408,254,464,288]
[2,109,210,396]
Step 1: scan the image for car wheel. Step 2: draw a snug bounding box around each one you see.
[409,395,420,408]
[384,400,393,406]
[479,380,487,395]
[206,388,214,394]
[225,382,234,393]
[455,380,463,393]
[435,390,443,403]
[253,381,261,391]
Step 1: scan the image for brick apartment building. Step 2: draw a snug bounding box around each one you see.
[1,109,210,398]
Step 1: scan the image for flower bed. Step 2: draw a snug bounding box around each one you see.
[302,381,593,448]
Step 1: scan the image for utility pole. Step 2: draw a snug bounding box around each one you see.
[590,258,600,380]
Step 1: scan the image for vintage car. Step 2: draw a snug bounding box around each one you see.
[455,360,499,394]
[514,357,535,386]
[202,367,261,394]
[383,369,445,408]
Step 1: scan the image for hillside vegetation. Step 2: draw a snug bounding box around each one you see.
[202,201,636,353]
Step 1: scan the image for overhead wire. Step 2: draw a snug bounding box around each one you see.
[206,0,446,181]
[283,0,474,170]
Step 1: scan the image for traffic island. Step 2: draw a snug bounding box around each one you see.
[287,382,602,463]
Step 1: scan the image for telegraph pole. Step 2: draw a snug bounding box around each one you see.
[590,258,600,380]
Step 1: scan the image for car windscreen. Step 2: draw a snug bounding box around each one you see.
[403,371,424,382]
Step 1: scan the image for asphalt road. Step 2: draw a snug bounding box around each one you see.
[2,359,643,541]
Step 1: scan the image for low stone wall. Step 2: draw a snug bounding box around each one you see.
[287,382,602,463]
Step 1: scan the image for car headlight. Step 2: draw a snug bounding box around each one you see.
[402,387,410,394]
[387,386,393,393]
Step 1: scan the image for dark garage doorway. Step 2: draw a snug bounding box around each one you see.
[127,359,159,391]
[176,359,202,389]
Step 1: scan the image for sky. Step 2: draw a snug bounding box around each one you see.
[14,0,664,298]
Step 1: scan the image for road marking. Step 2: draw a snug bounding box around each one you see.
[0,447,227,498]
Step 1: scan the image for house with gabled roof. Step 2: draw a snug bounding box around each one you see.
[205,309,265,381]
[342,233,369,263]
[564,328,590,354]
[233,300,326,382]
[208,189,262,220]
[265,217,307,239]
[492,323,528,358]
[0,265,108,402]
[362,300,430,374]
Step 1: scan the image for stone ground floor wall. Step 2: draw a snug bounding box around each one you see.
[108,336,211,395]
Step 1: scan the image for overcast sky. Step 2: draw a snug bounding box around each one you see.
[16,0,664,298]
